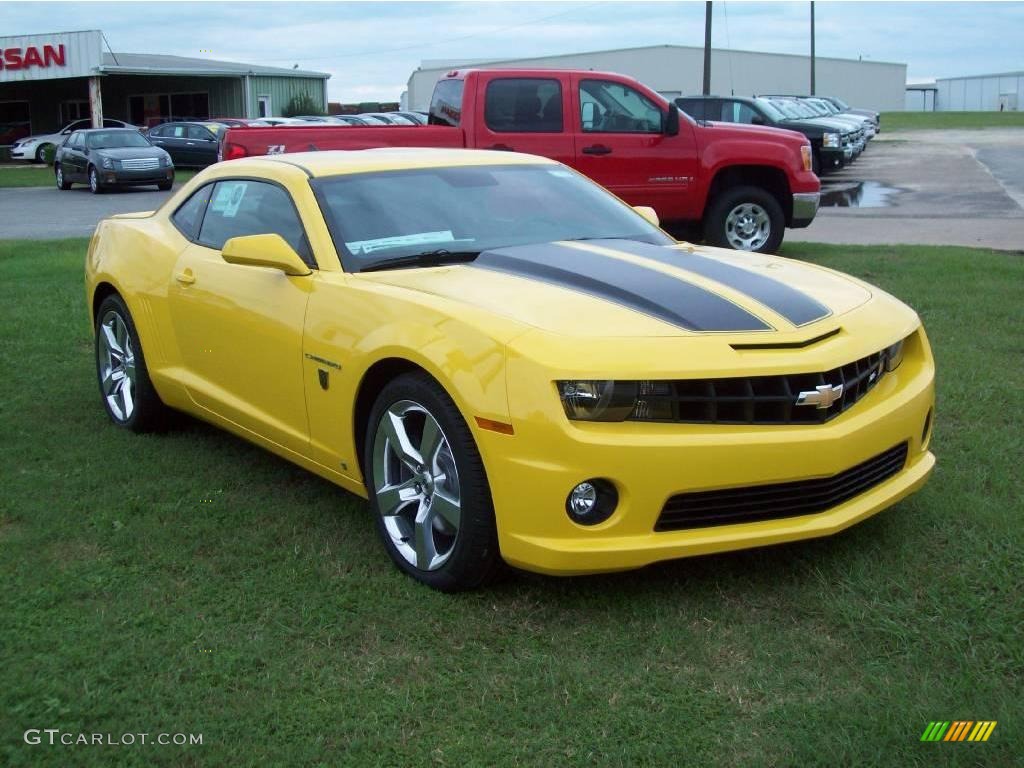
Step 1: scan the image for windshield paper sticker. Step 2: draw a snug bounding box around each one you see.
[347,230,455,255]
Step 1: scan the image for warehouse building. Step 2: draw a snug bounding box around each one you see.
[405,44,907,113]
[0,29,330,144]
[931,71,1023,111]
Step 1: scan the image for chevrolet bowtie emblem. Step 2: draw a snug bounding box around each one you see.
[795,383,844,409]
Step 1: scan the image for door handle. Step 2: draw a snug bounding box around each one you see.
[175,269,195,285]
[582,144,612,155]
[186,142,195,146]
[487,143,515,151]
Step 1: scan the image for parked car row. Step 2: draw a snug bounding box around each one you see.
[676,94,878,175]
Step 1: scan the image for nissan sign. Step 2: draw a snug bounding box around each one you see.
[0,30,102,82]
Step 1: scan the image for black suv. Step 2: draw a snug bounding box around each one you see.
[675,95,851,175]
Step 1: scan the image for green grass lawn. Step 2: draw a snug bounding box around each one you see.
[1,239,1021,766]
[0,166,196,188]
[881,110,1024,131]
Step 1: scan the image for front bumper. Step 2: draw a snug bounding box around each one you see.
[790,191,820,228]
[820,147,845,170]
[9,145,36,160]
[482,326,935,575]
[101,167,174,186]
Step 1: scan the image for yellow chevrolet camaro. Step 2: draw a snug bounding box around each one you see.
[85,148,935,591]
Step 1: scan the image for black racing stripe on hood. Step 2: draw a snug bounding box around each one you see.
[596,240,832,326]
[471,243,771,332]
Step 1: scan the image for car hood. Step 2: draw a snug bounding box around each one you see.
[700,120,807,146]
[356,239,875,339]
[16,132,62,145]
[92,147,167,160]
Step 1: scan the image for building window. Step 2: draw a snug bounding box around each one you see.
[257,96,271,118]
[61,101,90,124]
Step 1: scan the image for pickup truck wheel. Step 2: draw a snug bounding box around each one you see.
[365,372,500,592]
[705,186,784,253]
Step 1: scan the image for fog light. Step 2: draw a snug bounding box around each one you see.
[566,479,618,525]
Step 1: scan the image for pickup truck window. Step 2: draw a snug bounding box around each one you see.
[580,80,663,134]
[484,78,563,133]
[311,164,671,270]
[720,100,758,124]
[429,79,463,127]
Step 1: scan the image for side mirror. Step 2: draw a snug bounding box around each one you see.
[633,205,660,227]
[222,234,311,276]
[663,106,680,136]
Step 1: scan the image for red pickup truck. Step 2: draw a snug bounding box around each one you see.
[219,69,820,253]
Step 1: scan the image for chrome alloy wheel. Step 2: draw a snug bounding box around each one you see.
[724,202,771,251]
[55,166,63,188]
[97,309,137,421]
[372,400,461,571]
[89,168,99,193]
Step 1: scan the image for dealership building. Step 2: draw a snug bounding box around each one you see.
[405,44,907,113]
[0,30,330,144]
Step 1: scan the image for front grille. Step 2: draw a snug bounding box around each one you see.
[120,158,160,171]
[656,442,909,531]
[629,348,888,425]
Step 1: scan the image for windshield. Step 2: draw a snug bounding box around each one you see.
[832,97,850,110]
[769,99,802,119]
[86,131,150,149]
[754,98,788,122]
[313,164,673,271]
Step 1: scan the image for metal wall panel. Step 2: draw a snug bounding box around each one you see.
[0,30,102,83]
[247,76,327,117]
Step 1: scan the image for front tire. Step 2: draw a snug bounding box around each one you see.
[157,180,173,191]
[35,143,51,163]
[95,294,168,432]
[364,372,500,591]
[88,166,104,195]
[704,185,785,253]
[55,164,71,190]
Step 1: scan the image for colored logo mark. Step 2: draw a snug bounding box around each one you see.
[920,721,997,742]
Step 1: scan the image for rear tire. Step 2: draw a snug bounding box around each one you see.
[363,371,500,591]
[704,185,785,254]
[95,294,168,432]
[157,180,173,191]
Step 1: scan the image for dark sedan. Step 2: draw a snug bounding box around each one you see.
[55,128,173,194]
[145,121,224,167]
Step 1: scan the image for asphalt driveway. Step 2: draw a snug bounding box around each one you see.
[0,184,176,240]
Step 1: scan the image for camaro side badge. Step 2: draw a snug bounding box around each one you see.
[795,383,844,409]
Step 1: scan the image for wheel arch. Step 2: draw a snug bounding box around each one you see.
[706,164,793,223]
[352,357,430,478]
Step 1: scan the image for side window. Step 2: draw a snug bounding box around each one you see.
[148,125,164,138]
[198,180,311,263]
[720,101,757,124]
[171,185,212,240]
[428,79,463,127]
[170,125,188,138]
[188,125,213,141]
[676,99,705,121]
[580,80,663,134]
[484,78,563,133]
[70,132,84,148]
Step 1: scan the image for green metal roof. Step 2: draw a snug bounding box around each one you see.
[100,52,329,79]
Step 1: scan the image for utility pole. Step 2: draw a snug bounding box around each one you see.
[810,1,816,95]
[702,1,713,95]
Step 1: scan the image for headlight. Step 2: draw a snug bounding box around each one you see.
[161,154,170,167]
[885,339,905,372]
[822,132,839,148]
[101,157,114,169]
[558,380,638,421]
[800,144,812,172]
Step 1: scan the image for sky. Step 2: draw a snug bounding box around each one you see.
[3,1,1022,102]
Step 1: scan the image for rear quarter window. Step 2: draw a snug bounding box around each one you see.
[429,79,463,127]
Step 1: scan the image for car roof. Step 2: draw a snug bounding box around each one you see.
[222,147,559,178]
[77,127,139,133]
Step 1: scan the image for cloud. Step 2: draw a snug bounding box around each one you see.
[1,2,1021,102]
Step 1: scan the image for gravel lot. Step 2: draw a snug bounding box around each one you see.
[2,129,1023,249]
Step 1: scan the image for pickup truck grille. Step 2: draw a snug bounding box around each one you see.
[120,158,160,170]
[655,442,909,531]
[628,348,889,425]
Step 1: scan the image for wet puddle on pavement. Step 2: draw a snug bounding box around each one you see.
[820,181,902,208]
